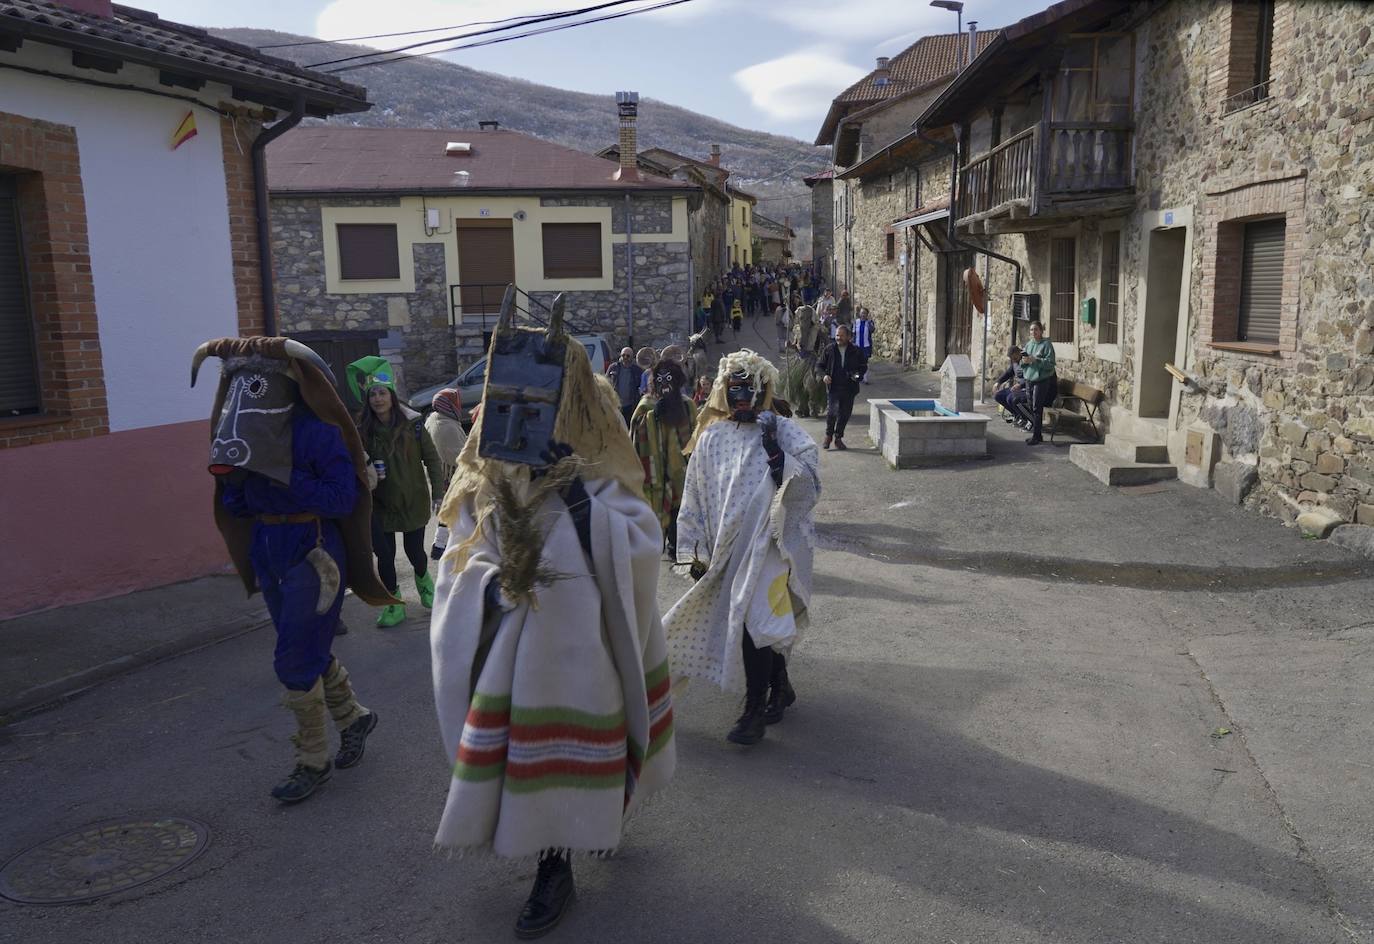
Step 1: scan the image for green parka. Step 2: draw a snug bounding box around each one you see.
[362,405,445,533]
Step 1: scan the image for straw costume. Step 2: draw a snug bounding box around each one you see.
[630,359,697,556]
[782,305,827,417]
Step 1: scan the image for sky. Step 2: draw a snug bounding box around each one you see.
[145,0,1050,142]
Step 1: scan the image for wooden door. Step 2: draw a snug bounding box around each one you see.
[455,220,515,324]
[944,251,973,357]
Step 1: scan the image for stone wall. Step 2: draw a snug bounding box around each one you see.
[691,191,728,301]
[810,179,834,285]
[848,168,913,360]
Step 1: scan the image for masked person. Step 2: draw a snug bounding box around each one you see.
[631,359,697,557]
[348,356,446,628]
[192,338,393,803]
[665,350,820,746]
[781,304,828,418]
[430,289,676,939]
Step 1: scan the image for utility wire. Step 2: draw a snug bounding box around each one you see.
[309,0,657,68]
[257,9,565,49]
[321,0,694,74]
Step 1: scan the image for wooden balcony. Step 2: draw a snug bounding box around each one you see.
[955,121,1134,232]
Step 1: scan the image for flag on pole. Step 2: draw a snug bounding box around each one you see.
[171,111,198,150]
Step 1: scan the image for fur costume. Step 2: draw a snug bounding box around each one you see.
[781,305,827,418]
[431,307,675,858]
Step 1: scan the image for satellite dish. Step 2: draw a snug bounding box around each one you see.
[964,267,987,314]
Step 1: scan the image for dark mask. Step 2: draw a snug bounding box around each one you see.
[478,288,569,467]
[726,370,764,422]
[653,361,688,426]
[209,359,298,484]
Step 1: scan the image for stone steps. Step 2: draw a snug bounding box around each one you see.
[1105,432,1171,464]
[1069,443,1179,486]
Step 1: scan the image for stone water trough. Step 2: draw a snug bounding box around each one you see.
[868,355,991,468]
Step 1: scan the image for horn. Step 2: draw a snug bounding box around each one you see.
[495,284,517,333]
[283,338,338,387]
[190,341,213,387]
[546,293,566,338]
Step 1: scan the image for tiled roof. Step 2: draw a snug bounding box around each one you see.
[268,126,698,194]
[0,1,368,114]
[752,213,793,240]
[803,169,835,184]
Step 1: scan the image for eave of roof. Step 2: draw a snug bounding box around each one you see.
[836,126,953,181]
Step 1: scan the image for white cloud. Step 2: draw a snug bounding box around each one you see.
[759,1,956,43]
[732,47,867,123]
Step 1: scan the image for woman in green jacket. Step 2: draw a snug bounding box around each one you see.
[349,356,445,627]
[1019,320,1058,446]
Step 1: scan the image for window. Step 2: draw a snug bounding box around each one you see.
[1223,0,1275,113]
[1237,218,1284,344]
[741,206,748,227]
[1099,230,1121,345]
[0,175,40,416]
[337,223,400,280]
[1050,237,1077,343]
[885,232,895,262]
[541,222,602,279]
[1053,33,1134,124]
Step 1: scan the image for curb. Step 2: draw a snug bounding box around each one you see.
[0,611,270,724]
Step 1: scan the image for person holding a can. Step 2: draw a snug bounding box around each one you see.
[348,356,445,627]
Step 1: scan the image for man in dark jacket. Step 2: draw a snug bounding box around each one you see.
[819,323,867,451]
[607,347,644,426]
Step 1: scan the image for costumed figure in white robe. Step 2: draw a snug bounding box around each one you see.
[664,349,820,746]
[430,289,675,939]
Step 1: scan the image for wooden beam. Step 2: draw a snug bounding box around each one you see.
[72,50,122,74]
[159,70,206,91]
[0,32,22,53]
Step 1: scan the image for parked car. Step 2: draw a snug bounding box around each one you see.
[408,334,613,423]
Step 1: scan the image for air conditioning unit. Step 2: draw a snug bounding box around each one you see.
[1011,292,1041,322]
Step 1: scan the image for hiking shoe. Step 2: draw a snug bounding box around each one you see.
[335,711,378,769]
[415,572,436,608]
[376,603,406,628]
[727,696,767,746]
[270,762,332,804]
[515,854,575,939]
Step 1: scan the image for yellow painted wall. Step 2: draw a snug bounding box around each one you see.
[727,193,753,266]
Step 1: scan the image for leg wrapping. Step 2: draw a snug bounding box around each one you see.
[322,658,368,729]
[283,678,331,769]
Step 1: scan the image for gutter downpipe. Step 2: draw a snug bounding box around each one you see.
[625,193,635,348]
[251,94,306,338]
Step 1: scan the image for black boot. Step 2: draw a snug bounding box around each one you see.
[763,662,796,725]
[727,694,767,745]
[270,762,332,804]
[335,711,378,769]
[515,851,575,939]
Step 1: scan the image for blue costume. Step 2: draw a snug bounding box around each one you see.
[221,410,355,691]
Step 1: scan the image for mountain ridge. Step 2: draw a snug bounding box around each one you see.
[213,28,826,254]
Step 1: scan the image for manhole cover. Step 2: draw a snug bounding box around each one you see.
[0,818,210,904]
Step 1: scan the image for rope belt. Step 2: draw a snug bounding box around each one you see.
[257,513,320,525]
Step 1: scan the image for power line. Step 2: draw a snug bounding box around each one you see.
[321,0,694,74]
[309,0,657,69]
[257,9,566,49]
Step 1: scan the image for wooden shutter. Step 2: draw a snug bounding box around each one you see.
[456,221,516,316]
[1238,218,1284,344]
[542,223,602,279]
[0,178,41,416]
[337,223,400,280]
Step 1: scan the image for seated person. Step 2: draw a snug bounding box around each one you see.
[993,346,1032,430]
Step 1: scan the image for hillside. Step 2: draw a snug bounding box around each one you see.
[214,28,828,255]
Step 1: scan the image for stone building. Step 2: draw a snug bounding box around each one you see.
[803,170,835,285]
[751,212,794,264]
[267,123,698,395]
[912,0,1374,527]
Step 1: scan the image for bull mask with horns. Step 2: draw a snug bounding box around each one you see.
[477,286,571,467]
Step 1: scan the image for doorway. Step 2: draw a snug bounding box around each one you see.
[943,250,973,357]
[455,220,515,325]
[1136,227,1186,418]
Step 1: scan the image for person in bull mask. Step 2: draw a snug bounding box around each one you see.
[192,337,394,804]
[631,358,697,558]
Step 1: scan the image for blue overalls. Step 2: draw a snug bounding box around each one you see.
[221,411,356,691]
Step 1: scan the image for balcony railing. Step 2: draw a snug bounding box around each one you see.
[957,120,1133,225]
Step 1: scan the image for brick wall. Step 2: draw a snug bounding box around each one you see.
[220,114,266,336]
[0,111,107,449]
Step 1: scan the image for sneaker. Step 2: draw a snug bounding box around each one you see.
[415,572,436,608]
[515,854,576,939]
[834,438,848,451]
[335,711,378,769]
[270,762,332,804]
[376,603,406,628]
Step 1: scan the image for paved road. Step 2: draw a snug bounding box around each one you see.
[2,321,1371,943]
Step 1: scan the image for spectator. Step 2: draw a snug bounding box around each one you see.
[816,288,836,322]
[819,323,867,451]
[730,299,744,336]
[854,307,874,383]
[993,346,1032,430]
[607,346,644,426]
[692,374,711,406]
[774,303,791,346]
[710,293,727,343]
[1020,321,1058,446]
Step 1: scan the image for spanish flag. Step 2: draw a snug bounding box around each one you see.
[171,110,198,150]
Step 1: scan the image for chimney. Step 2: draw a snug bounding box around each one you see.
[51,0,113,15]
[967,22,978,68]
[874,56,891,86]
[614,91,640,182]
[708,143,721,167]
[478,120,499,131]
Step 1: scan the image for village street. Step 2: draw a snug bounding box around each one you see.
[2,323,1372,944]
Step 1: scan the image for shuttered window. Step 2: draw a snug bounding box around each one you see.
[0,176,41,417]
[1050,237,1077,343]
[1099,230,1121,345]
[542,222,601,279]
[1238,218,1284,344]
[337,223,400,280]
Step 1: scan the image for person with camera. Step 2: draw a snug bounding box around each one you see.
[1019,320,1058,446]
[819,323,868,451]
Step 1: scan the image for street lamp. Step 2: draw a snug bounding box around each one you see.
[930,0,964,67]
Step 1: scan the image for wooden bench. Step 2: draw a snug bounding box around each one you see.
[1045,378,1104,444]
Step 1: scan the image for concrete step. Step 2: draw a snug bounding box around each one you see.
[1105,432,1170,464]
[1069,444,1179,486]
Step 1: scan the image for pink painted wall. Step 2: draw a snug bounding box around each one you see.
[0,420,231,619]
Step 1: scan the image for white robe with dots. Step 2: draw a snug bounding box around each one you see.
[664,414,820,692]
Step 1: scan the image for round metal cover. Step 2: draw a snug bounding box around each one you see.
[0,818,210,904]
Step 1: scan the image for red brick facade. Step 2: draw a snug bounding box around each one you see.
[0,111,108,448]
[220,113,267,336]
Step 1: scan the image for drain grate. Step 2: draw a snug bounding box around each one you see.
[0,818,210,904]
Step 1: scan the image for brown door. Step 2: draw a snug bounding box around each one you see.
[944,251,973,356]
[455,220,515,324]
